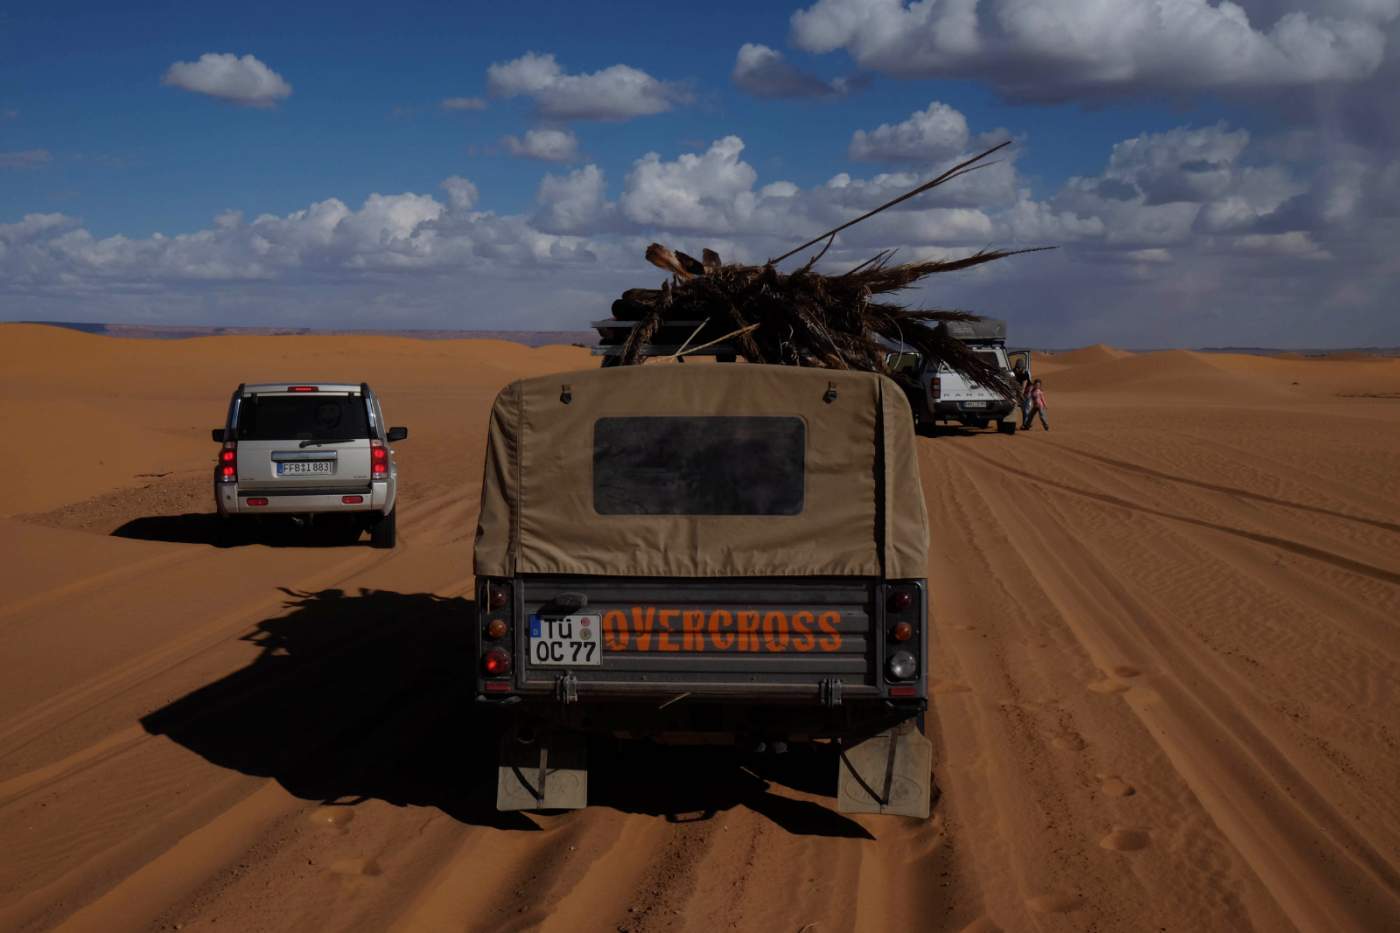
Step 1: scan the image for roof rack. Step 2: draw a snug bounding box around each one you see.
[591,319,740,361]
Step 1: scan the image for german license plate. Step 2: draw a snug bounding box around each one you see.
[963,401,987,408]
[529,613,602,666]
[278,461,333,475]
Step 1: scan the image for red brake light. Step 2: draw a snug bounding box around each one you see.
[288,386,318,392]
[890,685,917,697]
[342,495,364,504]
[217,444,237,483]
[930,376,941,397]
[888,590,913,612]
[247,497,269,507]
[482,648,512,677]
[488,583,509,609]
[371,440,388,477]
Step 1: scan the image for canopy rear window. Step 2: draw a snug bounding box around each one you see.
[593,416,805,516]
[236,395,371,442]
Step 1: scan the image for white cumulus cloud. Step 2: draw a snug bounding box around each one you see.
[790,0,1396,100]
[731,43,857,98]
[486,52,689,120]
[503,127,580,162]
[162,53,292,107]
[849,102,970,162]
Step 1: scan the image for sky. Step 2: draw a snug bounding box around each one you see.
[3,0,1399,347]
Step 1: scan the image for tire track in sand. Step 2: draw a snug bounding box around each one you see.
[941,440,1400,930]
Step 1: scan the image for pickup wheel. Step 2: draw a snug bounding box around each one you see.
[997,418,1017,435]
[370,508,397,549]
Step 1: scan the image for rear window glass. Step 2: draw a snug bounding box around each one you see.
[593,416,805,516]
[236,395,371,441]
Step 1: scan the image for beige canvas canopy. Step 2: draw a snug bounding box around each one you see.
[474,364,928,579]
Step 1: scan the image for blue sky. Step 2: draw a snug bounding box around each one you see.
[4,0,1399,346]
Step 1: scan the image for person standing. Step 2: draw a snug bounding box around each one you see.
[1013,359,1032,426]
[1023,378,1049,431]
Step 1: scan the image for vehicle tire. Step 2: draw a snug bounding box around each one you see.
[370,508,397,549]
[997,419,1017,435]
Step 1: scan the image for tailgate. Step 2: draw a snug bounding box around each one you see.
[937,370,999,402]
[510,576,907,700]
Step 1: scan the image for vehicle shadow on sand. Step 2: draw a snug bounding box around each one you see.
[140,587,872,838]
[113,514,366,548]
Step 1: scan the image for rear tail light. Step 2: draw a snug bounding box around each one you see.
[342,495,364,504]
[487,581,510,609]
[218,444,237,483]
[888,590,913,612]
[482,648,512,677]
[370,439,388,478]
[929,376,941,398]
[288,385,318,392]
[246,497,269,507]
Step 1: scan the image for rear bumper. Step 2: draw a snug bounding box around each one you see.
[934,400,1014,419]
[479,694,925,742]
[216,480,392,515]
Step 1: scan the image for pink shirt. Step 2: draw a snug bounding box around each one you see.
[1030,387,1047,408]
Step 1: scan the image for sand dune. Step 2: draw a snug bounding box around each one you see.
[1046,343,1132,365]
[1,323,1398,932]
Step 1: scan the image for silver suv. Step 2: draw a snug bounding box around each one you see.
[212,382,407,547]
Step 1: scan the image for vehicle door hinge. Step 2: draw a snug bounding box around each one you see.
[820,678,843,707]
[556,673,579,705]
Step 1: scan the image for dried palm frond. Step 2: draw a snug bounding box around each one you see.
[595,141,1051,397]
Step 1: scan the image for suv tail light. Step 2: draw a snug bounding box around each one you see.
[370,439,388,478]
[929,376,941,398]
[218,443,237,483]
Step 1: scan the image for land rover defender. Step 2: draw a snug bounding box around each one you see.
[472,364,933,817]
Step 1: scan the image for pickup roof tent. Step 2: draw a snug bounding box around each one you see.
[940,318,1007,341]
[474,365,928,579]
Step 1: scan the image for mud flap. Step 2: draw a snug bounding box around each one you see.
[496,729,588,811]
[836,722,933,818]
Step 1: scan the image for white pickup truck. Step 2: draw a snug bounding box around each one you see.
[885,319,1030,434]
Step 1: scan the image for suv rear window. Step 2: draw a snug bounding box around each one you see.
[593,416,805,515]
[236,395,371,441]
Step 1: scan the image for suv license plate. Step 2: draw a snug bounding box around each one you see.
[278,461,333,475]
[529,614,602,666]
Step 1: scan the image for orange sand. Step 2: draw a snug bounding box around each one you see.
[1,324,1398,932]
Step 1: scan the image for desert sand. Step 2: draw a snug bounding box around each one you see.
[1,322,1398,932]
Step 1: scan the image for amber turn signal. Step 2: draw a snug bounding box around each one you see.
[891,621,913,642]
[485,618,509,640]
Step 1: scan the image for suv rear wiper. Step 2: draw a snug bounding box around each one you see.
[299,437,356,448]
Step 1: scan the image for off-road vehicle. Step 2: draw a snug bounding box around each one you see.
[212,382,407,547]
[473,363,933,817]
[887,319,1030,433]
